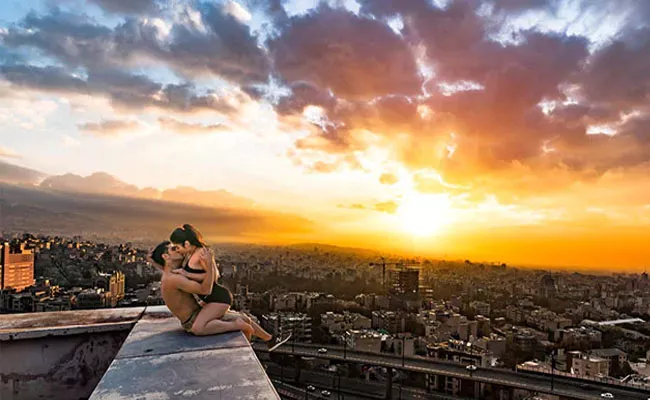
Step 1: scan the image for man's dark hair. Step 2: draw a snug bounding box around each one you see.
[151,241,171,267]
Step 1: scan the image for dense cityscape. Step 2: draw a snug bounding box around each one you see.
[4,0,650,397]
[2,233,650,398]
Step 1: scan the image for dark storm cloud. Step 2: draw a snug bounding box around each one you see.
[275,82,336,116]
[549,104,620,128]
[489,0,555,12]
[248,0,289,26]
[1,4,270,86]
[87,0,159,15]
[4,0,650,191]
[0,65,88,92]
[159,2,270,84]
[278,0,595,183]
[1,9,114,68]
[269,6,422,101]
[0,65,239,115]
[580,32,650,111]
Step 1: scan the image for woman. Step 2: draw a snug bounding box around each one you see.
[170,224,272,342]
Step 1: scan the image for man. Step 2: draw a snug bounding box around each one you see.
[149,241,289,349]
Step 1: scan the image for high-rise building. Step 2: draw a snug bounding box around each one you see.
[541,274,557,298]
[109,271,125,307]
[387,266,419,300]
[1,242,35,292]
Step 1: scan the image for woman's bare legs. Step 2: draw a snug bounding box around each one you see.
[225,311,272,341]
[191,303,254,340]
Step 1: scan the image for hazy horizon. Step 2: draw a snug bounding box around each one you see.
[2,0,650,271]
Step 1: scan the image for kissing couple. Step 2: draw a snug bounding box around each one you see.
[148,223,290,350]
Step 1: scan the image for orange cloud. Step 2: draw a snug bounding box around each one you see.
[379,173,399,185]
[79,119,141,137]
[158,117,227,134]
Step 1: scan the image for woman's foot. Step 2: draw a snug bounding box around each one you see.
[235,318,254,341]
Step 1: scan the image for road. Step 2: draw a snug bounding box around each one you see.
[254,343,650,400]
[272,379,336,400]
[266,365,463,400]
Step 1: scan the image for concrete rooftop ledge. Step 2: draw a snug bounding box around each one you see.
[89,305,281,400]
[0,307,145,340]
[0,306,280,400]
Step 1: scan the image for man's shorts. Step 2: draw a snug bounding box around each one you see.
[181,308,201,333]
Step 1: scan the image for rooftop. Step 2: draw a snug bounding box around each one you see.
[0,306,280,400]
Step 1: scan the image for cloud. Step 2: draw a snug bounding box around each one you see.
[580,34,650,111]
[3,183,314,242]
[374,200,398,214]
[223,1,252,23]
[339,200,398,214]
[0,160,47,185]
[277,0,592,186]
[62,135,81,147]
[488,0,553,12]
[379,173,399,185]
[0,146,20,158]
[1,5,270,86]
[1,9,115,69]
[275,82,336,116]
[38,171,259,210]
[118,3,271,85]
[4,0,650,207]
[342,203,367,210]
[158,117,226,134]
[270,6,421,100]
[276,1,610,197]
[86,0,158,15]
[79,119,141,137]
[310,160,340,173]
[413,172,449,194]
[0,65,242,115]
[161,186,256,209]
[249,0,288,25]
[0,65,87,93]
[40,171,146,196]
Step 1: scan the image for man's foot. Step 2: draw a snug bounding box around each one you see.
[267,333,292,352]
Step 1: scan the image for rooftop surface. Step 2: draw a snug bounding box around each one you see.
[90,305,280,400]
[0,306,280,400]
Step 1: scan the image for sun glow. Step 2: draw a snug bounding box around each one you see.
[396,193,454,237]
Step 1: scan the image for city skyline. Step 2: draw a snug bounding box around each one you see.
[2,0,650,270]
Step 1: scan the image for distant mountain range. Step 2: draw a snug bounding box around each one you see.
[0,161,256,209]
[0,161,312,244]
[0,160,48,186]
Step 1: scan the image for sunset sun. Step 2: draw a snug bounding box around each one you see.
[396,194,454,237]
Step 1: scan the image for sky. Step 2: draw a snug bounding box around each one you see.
[1,0,650,270]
